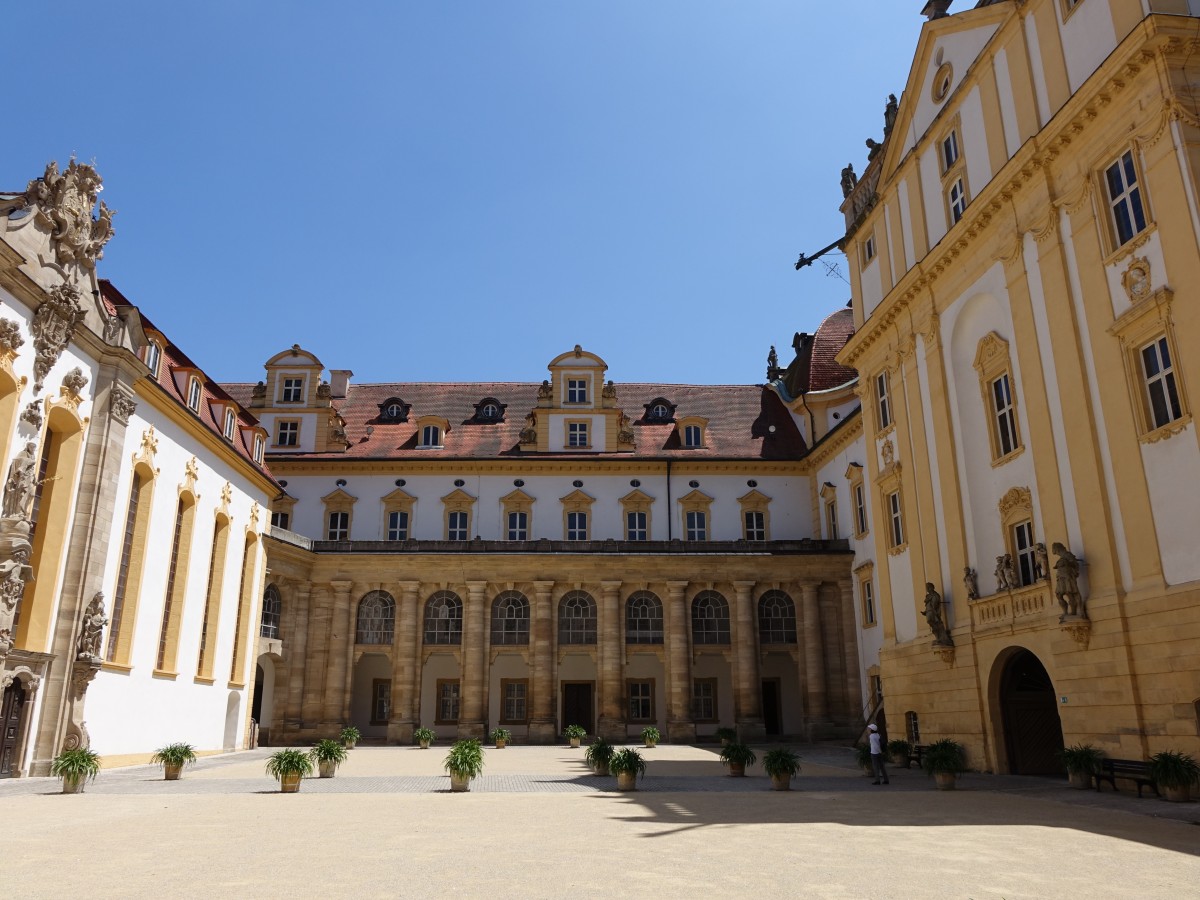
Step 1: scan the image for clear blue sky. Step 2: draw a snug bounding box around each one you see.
[10,1,925,386]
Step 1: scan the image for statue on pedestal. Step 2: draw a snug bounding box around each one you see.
[1033,542,1050,582]
[77,592,108,660]
[840,164,858,199]
[963,566,979,600]
[2,441,39,520]
[994,555,1010,592]
[1053,542,1085,620]
[923,583,952,646]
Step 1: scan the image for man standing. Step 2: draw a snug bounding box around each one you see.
[868,723,889,785]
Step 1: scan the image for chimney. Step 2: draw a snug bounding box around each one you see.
[921,1,952,20]
[330,369,353,400]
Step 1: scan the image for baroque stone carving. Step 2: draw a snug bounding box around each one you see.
[2,441,39,520]
[963,566,979,600]
[252,381,266,401]
[76,591,108,660]
[0,545,33,656]
[0,319,24,358]
[59,367,88,410]
[602,380,617,400]
[883,93,898,137]
[109,386,137,424]
[998,486,1031,519]
[923,582,953,646]
[1122,257,1152,302]
[617,412,635,445]
[1033,542,1050,582]
[31,282,86,394]
[519,412,537,445]
[20,400,42,431]
[25,159,116,272]
[840,164,858,199]
[880,439,895,468]
[1053,542,1086,620]
[537,380,552,400]
[994,554,1018,592]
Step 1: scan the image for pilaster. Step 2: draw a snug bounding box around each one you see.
[596,580,625,741]
[528,580,556,743]
[732,580,765,741]
[665,580,695,744]
[458,580,487,739]
[387,580,420,744]
[800,581,828,728]
[321,580,352,728]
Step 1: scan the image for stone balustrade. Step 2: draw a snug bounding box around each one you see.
[969,581,1053,633]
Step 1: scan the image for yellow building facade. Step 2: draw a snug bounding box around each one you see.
[836,0,1200,773]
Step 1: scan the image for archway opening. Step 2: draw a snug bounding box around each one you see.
[1,679,29,778]
[998,648,1064,775]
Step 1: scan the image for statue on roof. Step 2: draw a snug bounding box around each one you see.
[883,94,898,137]
[840,163,858,199]
[866,138,883,161]
[767,345,779,381]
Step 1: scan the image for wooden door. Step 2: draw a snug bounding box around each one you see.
[1000,650,1065,775]
[1,680,27,778]
[561,682,594,735]
[761,679,782,735]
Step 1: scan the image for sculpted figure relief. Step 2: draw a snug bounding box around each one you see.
[77,592,108,660]
[537,380,552,400]
[923,583,952,646]
[519,412,537,445]
[3,441,39,521]
[25,159,116,272]
[1053,542,1085,619]
[963,566,979,600]
[1033,542,1050,582]
[883,93,899,136]
[994,555,1010,592]
[840,163,857,198]
[602,380,617,400]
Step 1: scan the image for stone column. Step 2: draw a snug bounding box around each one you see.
[800,581,828,729]
[320,580,352,728]
[665,581,695,743]
[388,581,421,744]
[838,578,863,726]
[340,584,357,723]
[732,580,765,741]
[596,580,625,741]
[528,581,556,743]
[458,581,487,739]
[284,582,311,738]
[302,585,331,737]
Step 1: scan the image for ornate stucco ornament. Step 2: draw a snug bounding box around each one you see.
[109,386,137,425]
[58,367,89,411]
[31,282,86,394]
[0,319,25,361]
[24,159,116,272]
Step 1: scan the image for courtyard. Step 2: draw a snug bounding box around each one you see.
[2,743,1196,899]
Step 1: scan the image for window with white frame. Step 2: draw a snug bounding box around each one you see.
[567,421,589,448]
[327,511,349,540]
[280,377,304,403]
[144,342,161,377]
[1141,336,1183,430]
[948,177,967,224]
[861,577,876,626]
[862,232,877,265]
[744,509,766,541]
[825,500,839,540]
[253,435,264,463]
[685,509,707,541]
[1105,150,1147,248]
[626,510,648,541]
[276,420,299,447]
[447,510,468,541]
[1012,519,1036,587]
[223,408,237,440]
[187,378,202,412]
[270,510,290,530]
[566,510,588,541]
[567,378,587,403]
[628,680,654,721]
[683,424,703,448]
[941,130,959,172]
[507,510,528,541]
[876,371,892,430]
[436,679,460,723]
[420,424,443,448]
[854,483,868,537]
[693,679,717,722]
[387,510,409,541]
[501,679,528,724]
[887,490,904,549]
[991,373,1019,457]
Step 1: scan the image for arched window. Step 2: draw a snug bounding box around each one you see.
[491,591,530,645]
[356,590,395,644]
[558,591,597,644]
[424,591,463,644]
[757,590,797,644]
[691,590,730,645]
[625,591,663,644]
[260,586,282,639]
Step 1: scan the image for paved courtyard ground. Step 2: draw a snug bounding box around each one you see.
[2,742,1196,899]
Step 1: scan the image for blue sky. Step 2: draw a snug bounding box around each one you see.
[10,2,925,386]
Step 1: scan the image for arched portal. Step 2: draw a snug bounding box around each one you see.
[1,679,29,777]
[996,648,1064,775]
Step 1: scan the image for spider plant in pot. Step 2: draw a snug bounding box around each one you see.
[265,748,314,793]
[921,738,968,790]
[150,742,197,781]
[640,726,661,749]
[1149,749,1200,802]
[854,742,874,775]
[413,727,436,749]
[50,747,101,794]
[310,739,348,778]
[1058,743,1105,790]
[584,737,615,776]
[444,739,485,792]
[490,727,511,749]
[715,726,737,747]
[339,725,361,749]
[719,741,758,777]
[563,724,587,748]
[609,747,646,791]
[887,739,913,769]
[762,747,802,791]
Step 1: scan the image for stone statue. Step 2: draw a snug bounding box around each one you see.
[923,583,952,646]
[994,555,1010,592]
[77,592,108,660]
[1033,542,1050,582]
[537,380,552,400]
[3,441,39,520]
[767,345,779,380]
[866,138,883,161]
[884,93,899,137]
[602,380,617,400]
[963,566,979,600]
[1053,542,1085,619]
[519,412,537,445]
[1003,554,1019,590]
[840,163,858,198]
[617,411,635,445]
[252,381,266,399]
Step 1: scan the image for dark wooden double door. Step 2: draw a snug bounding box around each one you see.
[562,683,593,734]
[1,680,27,778]
[1000,649,1065,775]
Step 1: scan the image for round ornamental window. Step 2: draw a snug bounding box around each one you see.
[385,403,404,419]
[481,403,499,419]
[931,63,953,103]
[650,403,670,420]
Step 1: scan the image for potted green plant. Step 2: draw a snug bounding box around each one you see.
[413,727,436,750]
[854,742,873,775]
[310,739,348,778]
[716,726,737,747]
[719,741,758,777]
[922,738,968,790]
[762,747,802,790]
[50,747,101,794]
[150,742,197,781]
[610,747,646,791]
[444,739,485,792]
[1149,749,1200,802]
[265,748,314,793]
[1058,743,1104,790]
[640,726,661,749]
[339,726,361,749]
[887,739,913,769]
[564,724,587,748]
[490,727,511,749]
[584,737,615,776]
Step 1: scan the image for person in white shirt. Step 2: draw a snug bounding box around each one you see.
[868,723,889,785]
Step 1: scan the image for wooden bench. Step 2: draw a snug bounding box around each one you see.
[1094,758,1159,797]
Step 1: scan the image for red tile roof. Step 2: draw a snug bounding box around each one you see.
[807,308,857,392]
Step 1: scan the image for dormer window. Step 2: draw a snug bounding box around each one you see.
[683,424,702,448]
[567,378,588,404]
[223,408,237,441]
[253,435,265,463]
[379,398,410,422]
[473,397,506,423]
[645,398,676,422]
[187,377,202,412]
[651,403,670,419]
[280,377,304,404]
[144,342,161,378]
[421,425,443,448]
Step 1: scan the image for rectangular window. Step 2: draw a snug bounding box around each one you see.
[876,372,892,429]
[387,510,409,541]
[447,510,468,541]
[156,498,187,672]
[626,510,647,541]
[744,510,766,541]
[567,421,589,447]
[862,233,876,264]
[253,435,264,463]
[280,377,304,403]
[270,511,290,530]
[1013,520,1036,587]
[683,424,702,447]
[871,674,884,705]
[627,680,654,722]
[507,510,528,541]
[991,373,1019,457]
[501,679,529,724]
[693,678,717,722]
[275,421,298,447]
[825,501,839,540]
[371,679,391,725]
[1105,150,1146,247]
[1140,336,1182,430]
[567,378,588,403]
[862,578,876,626]
[144,343,161,377]
[948,177,967,224]
[887,491,904,548]
[941,130,959,172]
[566,511,588,541]
[436,679,460,724]
[685,510,707,541]
[854,484,868,536]
[327,511,350,540]
[420,425,442,448]
[105,473,143,663]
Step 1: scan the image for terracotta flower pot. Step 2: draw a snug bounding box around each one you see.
[616,772,637,791]
[933,772,957,791]
[318,760,337,778]
[279,772,302,793]
[343,741,356,750]
[1163,784,1192,803]
[770,773,792,791]
[164,763,183,781]
[495,740,507,749]
[891,753,911,769]
[728,762,746,777]
[449,772,471,792]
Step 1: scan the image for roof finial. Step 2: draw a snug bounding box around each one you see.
[921,1,952,20]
